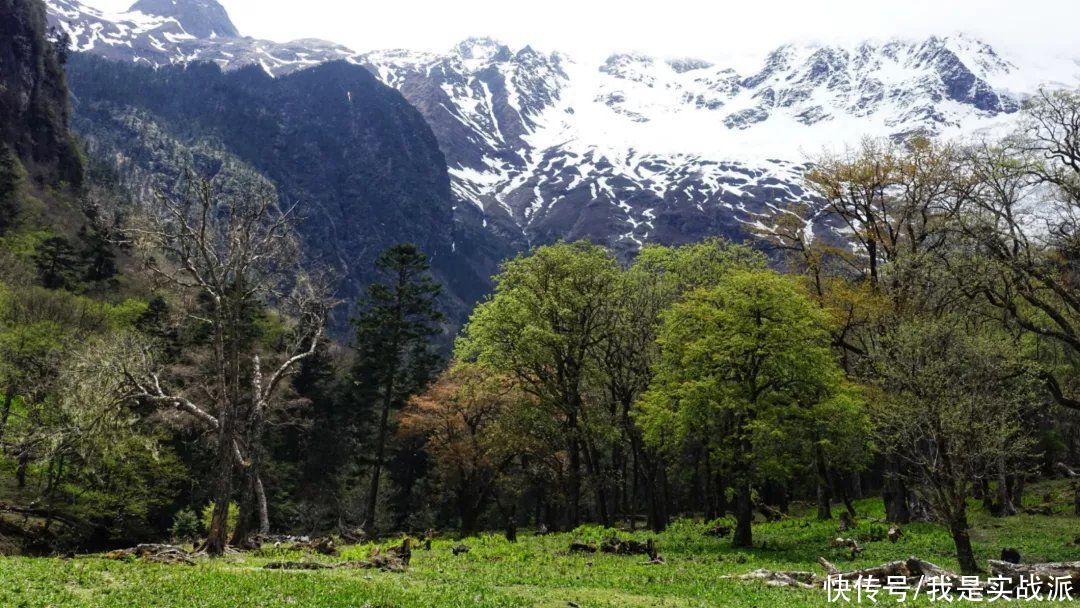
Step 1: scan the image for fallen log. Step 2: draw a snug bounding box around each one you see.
[295,536,339,556]
[265,544,413,573]
[341,553,407,572]
[0,503,80,527]
[568,541,597,554]
[264,561,333,570]
[721,569,822,589]
[818,556,966,589]
[829,537,864,559]
[104,544,194,565]
[599,537,655,556]
[817,557,910,579]
[989,560,1080,590]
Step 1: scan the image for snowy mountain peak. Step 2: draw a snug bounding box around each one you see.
[454,37,512,64]
[127,0,238,38]
[43,0,1080,256]
[667,57,716,74]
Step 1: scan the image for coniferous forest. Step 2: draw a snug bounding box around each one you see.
[2,0,1080,605]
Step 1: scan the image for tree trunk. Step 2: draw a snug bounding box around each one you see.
[459,489,480,536]
[255,474,270,534]
[777,483,790,515]
[567,422,582,528]
[816,482,832,520]
[815,447,832,520]
[882,457,911,523]
[850,471,864,500]
[868,239,879,286]
[657,464,670,531]
[628,446,639,532]
[365,391,394,536]
[837,477,857,519]
[460,508,478,537]
[733,479,753,548]
[703,451,716,520]
[230,470,256,547]
[582,438,611,527]
[997,473,1018,516]
[205,419,236,556]
[949,513,979,575]
[206,485,233,555]
[715,473,729,515]
[15,449,28,489]
[0,386,15,449]
[1008,475,1024,512]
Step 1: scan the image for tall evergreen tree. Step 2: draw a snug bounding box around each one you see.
[0,144,20,235]
[352,244,443,534]
[34,236,82,291]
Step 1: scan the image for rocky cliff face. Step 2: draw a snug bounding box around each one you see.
[1,0,82,186]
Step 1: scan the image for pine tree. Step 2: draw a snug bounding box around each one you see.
[79,225,118,284]
[0,144,20,235]
[352,243,443,534]
[34,236,82,290]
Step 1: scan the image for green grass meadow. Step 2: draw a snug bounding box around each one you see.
[3,482,1079,607]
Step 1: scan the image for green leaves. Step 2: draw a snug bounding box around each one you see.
[638,269,853,481]
[457,242,620,406]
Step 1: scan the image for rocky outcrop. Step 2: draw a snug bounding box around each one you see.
[0,0,82,186]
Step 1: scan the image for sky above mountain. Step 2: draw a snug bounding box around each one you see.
[80,0,1080,65]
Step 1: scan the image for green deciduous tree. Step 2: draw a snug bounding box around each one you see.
[458,242,619,528]
[637,269,854,547]
[869,315,1040,574]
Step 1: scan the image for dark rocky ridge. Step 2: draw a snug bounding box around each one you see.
[1,0,83,187]
[66,54,498,330]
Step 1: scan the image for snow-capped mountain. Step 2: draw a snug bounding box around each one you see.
[47,0,355,74]
[47,0,1080,254]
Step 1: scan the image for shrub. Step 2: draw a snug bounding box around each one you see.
[170,508,202,541]
[201,502,239,537]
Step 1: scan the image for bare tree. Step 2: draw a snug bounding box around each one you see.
[804,137,972,524]
[955,91,1080,411]
[125,171,330,555]
[807,137,968,292]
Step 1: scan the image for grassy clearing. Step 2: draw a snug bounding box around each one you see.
[2,481,1078,607]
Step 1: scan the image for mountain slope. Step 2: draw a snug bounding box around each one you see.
[46,0,1080,256]
[47,0,355,73]
[358,36,1079,253]
[2,0,82,187]
[65,54,497,328]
